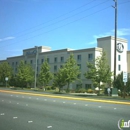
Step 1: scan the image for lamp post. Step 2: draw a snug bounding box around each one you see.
[34,46,38,88]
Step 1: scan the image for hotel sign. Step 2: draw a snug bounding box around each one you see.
[116,43,124,53]
[26,50,37,55]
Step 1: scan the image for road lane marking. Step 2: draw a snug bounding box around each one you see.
[2,100,4,102]
[17,103,19,105]
[9,101,11,103]
[29,97,31,99]
[85,104,88,106]
[26,104,28,106]
[16,96,18,97]
[73,103,76,105]
[22,96,24,98]
[28,121,33,123]
[98,106,102,108]
[0,90,130,105]
[10,95,13,96]
[36,98,39,100]
[13,117,18,119]
[114,108,117,110]
[0,113,5,115]
[53,100,56,102]
[63,102,66,103]
[44,99,47,101]
[47,126,52,128]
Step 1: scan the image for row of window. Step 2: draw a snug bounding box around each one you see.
[11,54,93,66]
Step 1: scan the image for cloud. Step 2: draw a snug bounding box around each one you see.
[0,37,15,42]
[88,28,130,45]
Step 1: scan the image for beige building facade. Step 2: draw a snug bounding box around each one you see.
[0,36,129,89]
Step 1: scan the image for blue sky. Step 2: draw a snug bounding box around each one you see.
[0,0,130,60]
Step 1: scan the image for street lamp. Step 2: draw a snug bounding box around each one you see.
[34,46,38,88]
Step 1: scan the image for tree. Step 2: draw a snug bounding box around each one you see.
[63,54,80,92]
[0,62,12,86]
[84,51,112,95]
[113,72,130,98]
[38,58,53,90]
[16,61,34,88]
[52,68,67,92]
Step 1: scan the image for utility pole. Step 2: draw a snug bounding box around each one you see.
[34,46,38,88]
[113,0,117,82]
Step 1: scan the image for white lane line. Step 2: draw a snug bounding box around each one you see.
[22,96,24,98]
[53,100,56,102]
[0,113,5,116]
[26,104,28,106]
[63,102,66,103]
[16,96,18,97]
[98,106,102,108]
[44,99,47,101]
[36,98,39,100]
[47,126,52,128]
[10,95,13,96]
[17,103,19,105]
[29,97,31,99]
[28,121,33,123]
[85,104,88,106]
[13,117,18,119]
[9,101,11,103]
[2,100,4,102]
[73,103,76,105]
[114,108,117,110]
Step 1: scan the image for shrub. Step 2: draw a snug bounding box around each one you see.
[87,89,93,93]
[75,88,87,93]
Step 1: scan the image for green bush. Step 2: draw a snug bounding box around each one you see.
[75,88,87,93]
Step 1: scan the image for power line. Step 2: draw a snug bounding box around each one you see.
[8,0,97,36]
[0,0,129,49]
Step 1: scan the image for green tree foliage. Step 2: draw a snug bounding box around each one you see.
[0,62,12,85]
[38,58,53,89]
[113,72,130,98]
[53,68,67,92]
[63,54,80,92]
[84,51,112,94]
[16,61,34,88]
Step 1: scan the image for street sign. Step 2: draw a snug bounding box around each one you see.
[5,77,8,81]
[123,72,127,82]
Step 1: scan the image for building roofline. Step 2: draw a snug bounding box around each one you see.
[97,36,128,42]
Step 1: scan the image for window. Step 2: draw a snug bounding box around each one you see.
[47,58,49,63]
[118,55,121,61]
[118,65,121,71]
[85,84,91,89]
[12,62,14,66]
[30,60,33,64]
[41,59,44,63]
[77,74,81,79]
[88,54,93,61]
[24,60,27,64]
[77,55,81,61]
[77,64,81,69]
[60,65,63,68]
[76,84,82,89]
[61,57,64,62]
[54,57,57,63]
[16,62,18,65]
[54,65,57,72]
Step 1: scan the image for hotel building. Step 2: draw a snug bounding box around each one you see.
[0,36,129,89]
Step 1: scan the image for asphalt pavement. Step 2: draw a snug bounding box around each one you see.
[0,89,130,130]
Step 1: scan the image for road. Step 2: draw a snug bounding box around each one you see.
[0,90,130,130]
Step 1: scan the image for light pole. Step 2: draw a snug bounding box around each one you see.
[113,0,117,82]
[34,46,38,88]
